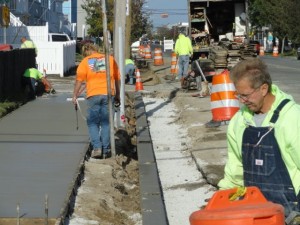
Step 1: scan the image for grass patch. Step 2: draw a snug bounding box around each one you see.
[0,101,22,118]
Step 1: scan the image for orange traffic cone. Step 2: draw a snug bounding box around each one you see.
[135,68,144,91]
[273,46,278,57]
[259,46,264,56]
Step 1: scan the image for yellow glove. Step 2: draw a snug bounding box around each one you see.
[229,187,247,201]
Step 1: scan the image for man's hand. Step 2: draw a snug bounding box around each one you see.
[72,96,77,105]
[114,95,120,107]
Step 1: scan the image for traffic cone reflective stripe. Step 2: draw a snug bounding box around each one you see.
[135,69,144,91]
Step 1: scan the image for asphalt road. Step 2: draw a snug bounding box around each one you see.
[264,55,300,103]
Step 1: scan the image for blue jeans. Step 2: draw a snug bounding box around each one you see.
[177,55,190,79]
[125,64,135,84]
[86,95,114,154]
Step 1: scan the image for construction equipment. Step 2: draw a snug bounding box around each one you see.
[188,0,247,61]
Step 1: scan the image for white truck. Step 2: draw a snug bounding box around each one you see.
[187,0,247,61]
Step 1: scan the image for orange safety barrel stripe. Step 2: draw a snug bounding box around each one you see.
[211,91,236,101]
[212,74,232,85]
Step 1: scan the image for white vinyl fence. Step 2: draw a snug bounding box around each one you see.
[1,22,76,77]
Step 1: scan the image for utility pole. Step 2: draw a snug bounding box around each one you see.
[114,0,126,128]
[101,0,116,156]
[125,0,131,59]
[245,0,249,44]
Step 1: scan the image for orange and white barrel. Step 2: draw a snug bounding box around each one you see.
[170,52,178,74]
[138,46,145,58]
[273,46,278,57]
[210,69,239,121]
[144,47,152,59]
[259,46,264,56]
[153,48,164,66]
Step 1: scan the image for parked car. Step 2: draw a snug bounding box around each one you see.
[297,47,300,60]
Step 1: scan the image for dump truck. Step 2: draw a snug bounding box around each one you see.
[187,0,247,61]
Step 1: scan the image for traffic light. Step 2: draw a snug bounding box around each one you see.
[0,5,10,27]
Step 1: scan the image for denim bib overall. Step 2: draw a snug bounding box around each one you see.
[242,99,300,216]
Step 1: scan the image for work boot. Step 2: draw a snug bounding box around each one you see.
[91,149,102,159]
[181,77,189,89]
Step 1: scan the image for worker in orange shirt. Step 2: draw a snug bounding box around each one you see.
[72,43,120,159]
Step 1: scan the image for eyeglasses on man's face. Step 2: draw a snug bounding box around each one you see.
[235,86,260,101]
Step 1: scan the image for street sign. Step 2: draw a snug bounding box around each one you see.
[0,5,10,27]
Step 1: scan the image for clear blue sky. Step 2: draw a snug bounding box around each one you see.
[143,0,188,27]
[63,0,188,27]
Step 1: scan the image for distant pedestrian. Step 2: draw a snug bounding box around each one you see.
[23,68,56,100]
[125,58,135,85]
[72,43,120,159]
[21,36,38,67]
[21,36,38,56]
[174,31,193,87]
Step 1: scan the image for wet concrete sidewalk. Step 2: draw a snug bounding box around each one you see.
[0,93,89,223]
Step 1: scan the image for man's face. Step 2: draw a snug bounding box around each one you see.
[235,78,268,113]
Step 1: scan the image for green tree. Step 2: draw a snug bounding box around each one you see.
[81,0,152,43]
[130,0,153,42]
[81,0,114,37]
[249,0,300,43]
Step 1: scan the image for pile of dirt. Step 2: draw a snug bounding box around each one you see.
[69,155,141,225]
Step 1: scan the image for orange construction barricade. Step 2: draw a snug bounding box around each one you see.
[210,69,239,122]
[153,48,164,66]
[273,46,279,57]
[135,69,144,91]
[170,52,178,74]
[189,186,284,225]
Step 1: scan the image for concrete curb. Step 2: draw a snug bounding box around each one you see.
[135,92,169,225]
